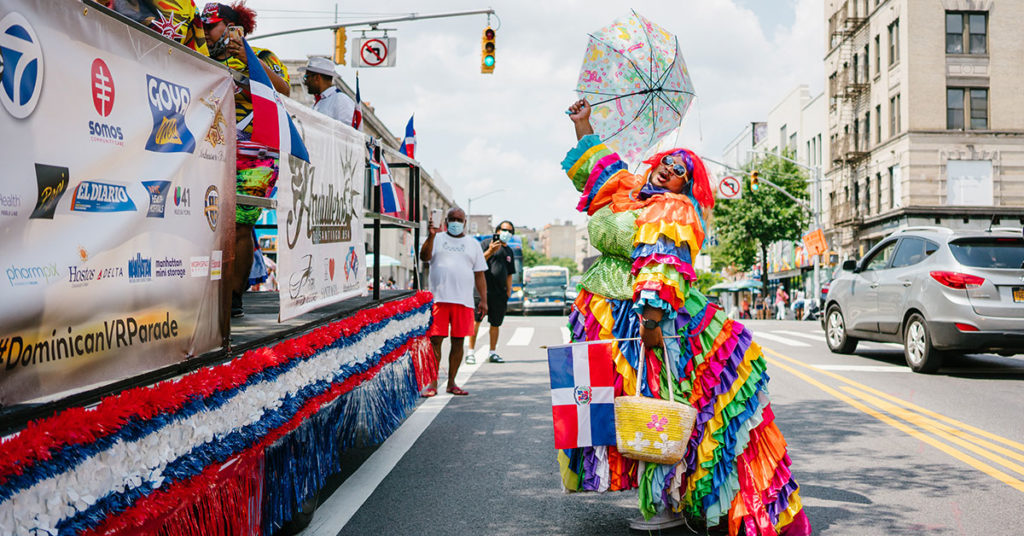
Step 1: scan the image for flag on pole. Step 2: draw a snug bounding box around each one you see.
[379,158,402,215]
[547,341,616,449]
[398,115,415,159]
[243,40,309,162]
[351,72,362,130]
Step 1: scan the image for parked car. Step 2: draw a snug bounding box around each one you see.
[822,226,1024,373]
[565,275,583,302]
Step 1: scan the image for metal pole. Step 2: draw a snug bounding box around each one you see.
[412,166,421,290]
[248,9,497,40]
[812,166,822,311]
[372,145,381,301]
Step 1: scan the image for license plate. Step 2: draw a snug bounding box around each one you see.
[1014,287,1024,303]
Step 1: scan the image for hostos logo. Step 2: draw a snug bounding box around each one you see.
[145,75,195,153]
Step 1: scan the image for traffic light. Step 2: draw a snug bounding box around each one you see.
[750,170,760,191]
[333,28,347,65]
[481,26,496,74]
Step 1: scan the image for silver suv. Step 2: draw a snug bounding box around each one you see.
[823,226,1024,373]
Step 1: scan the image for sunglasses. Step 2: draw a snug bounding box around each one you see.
[661,155,688,178]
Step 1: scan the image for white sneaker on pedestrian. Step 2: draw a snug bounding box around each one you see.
[465,351,476,365]
[627,509,687,531]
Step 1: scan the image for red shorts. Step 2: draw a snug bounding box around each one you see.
[428,302,474,338]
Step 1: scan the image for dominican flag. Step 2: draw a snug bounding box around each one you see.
[244,40,309,162]
[351,73,362,130]
[398,115,415,159]
[547,341,616,449]
[379,158,403,215]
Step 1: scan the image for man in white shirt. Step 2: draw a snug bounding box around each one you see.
[419,207,487,397]
[301,57,355,125]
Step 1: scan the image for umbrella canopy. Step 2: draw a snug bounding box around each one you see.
[733,279,764,290]
[576,10,695,164]
[367,254,401,267]
[708,282,734,292]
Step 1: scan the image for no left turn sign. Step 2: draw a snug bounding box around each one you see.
[360,39,388,66]
[717,175,742,199]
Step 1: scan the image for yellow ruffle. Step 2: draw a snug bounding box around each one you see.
[633,221,701,260]
[775,487,803,529]
[634,272,689,304]
[566,144,606,184]
[584,294,638,394]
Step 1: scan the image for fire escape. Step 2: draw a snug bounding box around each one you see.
[828,1,869,227]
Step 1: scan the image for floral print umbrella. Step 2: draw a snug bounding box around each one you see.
[576,11,695,165]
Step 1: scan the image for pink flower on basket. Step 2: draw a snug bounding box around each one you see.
[647,414,668,432]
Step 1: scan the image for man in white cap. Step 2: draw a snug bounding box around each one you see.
[302,56,355,125]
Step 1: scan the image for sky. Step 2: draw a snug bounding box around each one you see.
[246,0,824,230]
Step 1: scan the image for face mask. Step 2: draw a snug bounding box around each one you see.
[498,230,512,243]
[209,32,229,58]
[446,221,464,236]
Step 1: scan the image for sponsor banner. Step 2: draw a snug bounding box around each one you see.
[277,96,367,321]
[0,0,235,404]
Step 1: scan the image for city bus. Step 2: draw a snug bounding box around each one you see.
[522,265,571,315]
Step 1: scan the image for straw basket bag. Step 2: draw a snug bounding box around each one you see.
[614,343,697,464]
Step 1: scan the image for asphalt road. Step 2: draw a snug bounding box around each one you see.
[299,314,1024,536]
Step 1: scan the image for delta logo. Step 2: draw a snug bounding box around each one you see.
[141,180,170,218]
[87,58,124,146]
[145,75,195,153]
[71,180,136,213]
[127,252,152,283]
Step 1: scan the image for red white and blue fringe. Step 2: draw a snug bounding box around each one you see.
[0,292,435,536]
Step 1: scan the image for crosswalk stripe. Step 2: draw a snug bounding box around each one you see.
[507,327,535,346]
[560,327,571,345]
[752,332,811,347]
[773,330,824,342]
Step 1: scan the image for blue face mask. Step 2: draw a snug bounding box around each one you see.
[447,221,464,236]
[498,230,512,243]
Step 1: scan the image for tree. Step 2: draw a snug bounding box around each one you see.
[694,269,725,294]
[521,242,581,275]
[712,149,809,290]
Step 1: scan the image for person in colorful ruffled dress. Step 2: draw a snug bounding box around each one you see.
[559,99,812,536]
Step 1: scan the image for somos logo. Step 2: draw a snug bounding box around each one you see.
[0,13,43,119]
[145,75,195,153]
[88,58,124,146]
[71,180,136,213]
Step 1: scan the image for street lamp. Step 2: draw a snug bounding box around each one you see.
[467,188,506,234]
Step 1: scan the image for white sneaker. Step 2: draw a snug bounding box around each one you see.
[628,509,687,531]
[465,351,476,364]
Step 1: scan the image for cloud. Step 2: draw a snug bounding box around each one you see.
[250,0,823,229]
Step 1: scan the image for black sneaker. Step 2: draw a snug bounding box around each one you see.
[231,292,244,318]
[488,352,504,363]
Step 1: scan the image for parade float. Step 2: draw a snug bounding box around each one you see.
[0,2,432,534]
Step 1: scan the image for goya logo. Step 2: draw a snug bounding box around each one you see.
[141,180,170,218]
[70,181,137,213]
[0,12,43,119]
[204,185,219,231]
[145,75,195,153]
[127,252,152,283]
[30,163,69,219]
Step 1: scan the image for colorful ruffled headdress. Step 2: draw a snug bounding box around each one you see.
[641,148,715,210]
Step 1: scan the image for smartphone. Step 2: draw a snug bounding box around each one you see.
[228,25,243,40]
[430,208,442,228]
[492,233,500,242]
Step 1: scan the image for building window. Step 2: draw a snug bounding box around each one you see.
[789,132,797,150]
[874,35,881,74]
[875,104,882,142]
[889,164,902,208]
[889,94,901,135]
[947,87,988,130]
[865,180,871,215]
[888,19,900,65]
[863,113,871,149]
[946,12,987,54]
[876,173,883,213]
[946,160,993,205]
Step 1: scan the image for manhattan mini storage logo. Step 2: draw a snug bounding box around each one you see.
[71,180,136,213]
[141,180,170,218]
[145,75,195,153]
[128,252,152,283]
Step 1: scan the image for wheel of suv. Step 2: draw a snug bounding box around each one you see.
[903,313,943,373]
[825,305,858,354]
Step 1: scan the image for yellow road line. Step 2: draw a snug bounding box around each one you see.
[767,348,1024,453]
[840,385,1024,476]
[763,351,1024,494]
